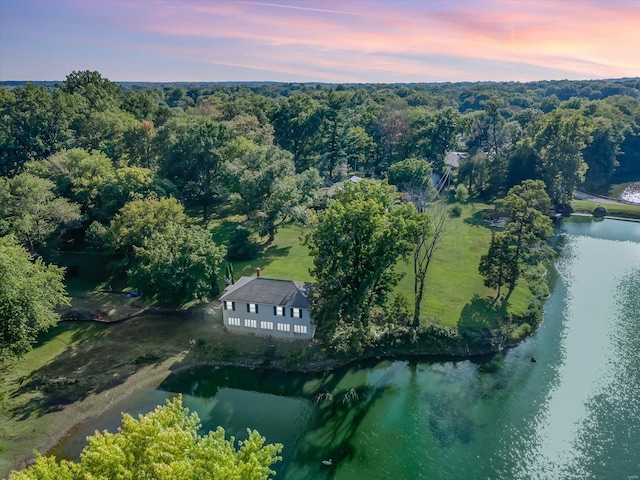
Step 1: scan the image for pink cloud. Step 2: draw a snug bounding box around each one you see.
[46,0,640,81]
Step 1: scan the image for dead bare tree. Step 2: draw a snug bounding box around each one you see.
[413,200,456,328]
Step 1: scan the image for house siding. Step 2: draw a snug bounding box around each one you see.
[222,301,315,340]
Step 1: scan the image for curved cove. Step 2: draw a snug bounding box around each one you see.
[50,218,640,480]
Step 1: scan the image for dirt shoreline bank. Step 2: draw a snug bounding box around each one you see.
[4,355,181,477]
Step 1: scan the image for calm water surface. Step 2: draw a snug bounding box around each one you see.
[52,218,640,479]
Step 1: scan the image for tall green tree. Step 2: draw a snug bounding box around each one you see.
[9,396,282,480]
[534,109,592,206]
[308,180,418,352]
[156,116,228,221]
[102,197,187,253]
[478,231,518,301]
[0,173,81,253]
[271,93,321,172]
[129,224,226,305]
[224,145,320,241]
[481,180,553,300]
[0,84,76,176]
[412,107,465,171]
[0,235,69,361]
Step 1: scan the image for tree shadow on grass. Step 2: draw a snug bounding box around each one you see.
[9,315,201,421]
[457,295,508,350]
[463,208,494,227]
[229,245,292,278]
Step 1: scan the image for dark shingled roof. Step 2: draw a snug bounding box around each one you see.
[220,277,312,308]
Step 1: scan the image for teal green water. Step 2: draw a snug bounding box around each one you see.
[52,218,640,479]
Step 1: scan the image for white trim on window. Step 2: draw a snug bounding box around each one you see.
[293,324,308,334]
[244,319,257,328]
[260,321,274,330]
[227,317,241,326]
[277,323,291,332]
[275,306,285,316]
[291,308,302,318]
[248,303,258,313]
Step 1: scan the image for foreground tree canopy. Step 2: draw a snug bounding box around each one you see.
[308,180,419,352]
[9,396,283,480]
[0,235,68,360]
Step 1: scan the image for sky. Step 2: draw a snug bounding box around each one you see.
[0,0,639,83]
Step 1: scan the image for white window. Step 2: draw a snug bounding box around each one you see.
[277,323,291,332]
[227,317,241,326]
[224,301,235,311]
[294,325,308,334]
[291,308,302,318]
[244,319,257,328]
[248,303,258,313]
[274,306,285,316]
[260,321,274,330]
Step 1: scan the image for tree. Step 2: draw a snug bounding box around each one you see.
[9,396,282,480]
[156,115,228,221]
[534,109,592,206]
[128,224,226,305]
[481,180,553,300]
[1,173,81,253]
[412,107,465,171]
[225,145,320,241]
[388,157,433,190]
[412,201,454,327]
[0,235,69,361]
[478,231,518,301]
[308,180,418,352]
[0,84,76,176]
[103,197,187,253]
[581,116,623,192]
[271,93,321,172]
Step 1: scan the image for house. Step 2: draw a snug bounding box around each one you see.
[327,175,364,196]
[219,273,315,340]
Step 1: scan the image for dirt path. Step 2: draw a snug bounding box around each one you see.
[574,190,632,205]
[4,354,187,476]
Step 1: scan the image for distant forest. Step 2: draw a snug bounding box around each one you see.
[2,73,640,249]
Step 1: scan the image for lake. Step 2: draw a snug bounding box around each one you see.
[51,218,640,479]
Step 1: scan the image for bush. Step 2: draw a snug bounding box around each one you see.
[450,204,462,217]
[454,184,469,203]
[592,205,607,218]
[227,225,260,260]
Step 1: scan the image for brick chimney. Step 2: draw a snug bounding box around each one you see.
[256,267,261,277]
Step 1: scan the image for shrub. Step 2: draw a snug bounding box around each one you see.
[227,225,260,260]
[454,184,470,203]
[592,205,607,218]
[450,204,462,217]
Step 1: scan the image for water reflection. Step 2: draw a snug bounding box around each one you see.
[50,219,640,480]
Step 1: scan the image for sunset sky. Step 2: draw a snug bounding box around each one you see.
[1,0,639,83]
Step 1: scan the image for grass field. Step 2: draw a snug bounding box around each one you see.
[572,199,640,220]
[209,202,530,330]
[0,199,534,475]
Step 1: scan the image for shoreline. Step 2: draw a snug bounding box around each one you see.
[6,355,186,476]
[6,335,517,476]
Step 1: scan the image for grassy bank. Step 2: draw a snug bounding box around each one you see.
[572,199,640,220]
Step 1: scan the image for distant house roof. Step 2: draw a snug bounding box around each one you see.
[328,175,366,196]
[220,277,312,308]
[444,151,466,169]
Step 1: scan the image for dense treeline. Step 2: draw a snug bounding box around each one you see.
[1,71,640,355]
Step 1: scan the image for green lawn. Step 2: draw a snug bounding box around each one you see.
[210,202,530,330]
[395,202,529,328]
[572,199,640,220]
